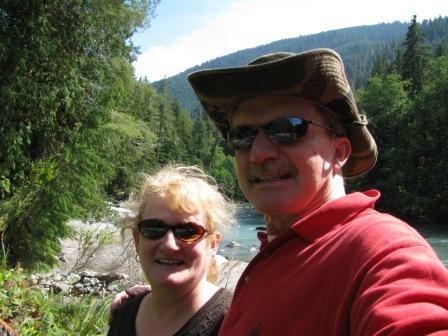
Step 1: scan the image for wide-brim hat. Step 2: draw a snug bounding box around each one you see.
[187,48,377,177]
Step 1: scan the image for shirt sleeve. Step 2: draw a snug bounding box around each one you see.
[352,241,448,335]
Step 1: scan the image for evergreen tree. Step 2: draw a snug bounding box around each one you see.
[0,0,159,269]
[434,41,448,57]
[351,73,412,215]
[154,81,182,165]
[401,15,429,95]
[170,100,194,163]
[371,53,391,77]
[409,56,448,222]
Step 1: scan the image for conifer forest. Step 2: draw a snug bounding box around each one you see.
[1,2,448,272]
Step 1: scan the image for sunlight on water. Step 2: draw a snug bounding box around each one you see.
[417,224,448,266]
[219,204,264,262]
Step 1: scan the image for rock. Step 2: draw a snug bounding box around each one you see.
[39,280,52,288]
[225,241,240,247]
[52,282,71,294]
[58,253,68,263]
[82,277,93,285]
[66,273,81,285]
[74,283,84,290]
[110,205,135,217]
[215,255,229,267]
[80,270,97,278]
[107,284,119,292]
[77,286,89,294]
[53,274,63,282]
[31,270,130,298]
[217,260,248,290]
[30,274,39,285]
[97,272,127,285]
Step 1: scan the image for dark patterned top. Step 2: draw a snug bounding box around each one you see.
[108,288,233,336]
[0,319,17,336]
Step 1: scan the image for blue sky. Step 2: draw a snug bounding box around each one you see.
[132,0,448,82]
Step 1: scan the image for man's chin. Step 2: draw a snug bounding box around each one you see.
[250,198,292,216]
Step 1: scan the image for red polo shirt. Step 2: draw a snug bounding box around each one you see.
[219,190,448,335]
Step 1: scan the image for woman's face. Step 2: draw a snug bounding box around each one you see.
[133,195,221,290]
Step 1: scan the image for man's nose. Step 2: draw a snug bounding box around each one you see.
[249,130,279,164]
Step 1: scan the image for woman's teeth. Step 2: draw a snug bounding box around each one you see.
[156,259,183,265]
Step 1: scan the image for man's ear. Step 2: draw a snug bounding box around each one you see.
[333,137,352,171]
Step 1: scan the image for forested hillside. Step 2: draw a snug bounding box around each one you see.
[1,4,447,333]
[1,3,447,275]
[155,17,448,114]
[0,1,238,271]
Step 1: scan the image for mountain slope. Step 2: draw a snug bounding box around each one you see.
[153,17,448,114]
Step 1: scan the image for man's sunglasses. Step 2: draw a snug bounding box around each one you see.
[227,117,340,150]
[137,218,209,243]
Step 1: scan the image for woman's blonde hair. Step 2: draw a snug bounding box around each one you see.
[123,164,236,283]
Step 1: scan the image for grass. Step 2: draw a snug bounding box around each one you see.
[0,262,111,335]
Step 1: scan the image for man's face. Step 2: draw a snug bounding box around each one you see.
[231,95,344,219]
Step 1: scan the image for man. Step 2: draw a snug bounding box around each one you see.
[114,49,448,335]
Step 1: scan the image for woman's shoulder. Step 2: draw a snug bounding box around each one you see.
[108,293,148,336]
[212,287,233,307]
[116,292,147,315]
[174,288,233,336]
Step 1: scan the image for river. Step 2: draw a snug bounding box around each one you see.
[219,204,448,266]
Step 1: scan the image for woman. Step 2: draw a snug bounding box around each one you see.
[108,164,235,336]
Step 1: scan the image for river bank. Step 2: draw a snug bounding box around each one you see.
[50,204,447,296]
[52,218,248,293]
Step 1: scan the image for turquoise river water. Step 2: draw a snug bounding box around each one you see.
[219,204,448,266]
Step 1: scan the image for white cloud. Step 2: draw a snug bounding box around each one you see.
[133,0,448,82]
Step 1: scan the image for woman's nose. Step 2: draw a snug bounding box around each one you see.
[159,230,181,251]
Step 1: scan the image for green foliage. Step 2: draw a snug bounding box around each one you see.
[209,148,241,200]
[104,111,157,195]
[56,297,111,336]
[0,263,110,335]
[350,28,448,224]
[1,128,115,270]
[0,0,159,269]
[0,0,146,196]
[69,224,116,273]
[3,0,446,276]
[353,73,412,213]
[409,56,448,222]
[371,53,393,77]
[401,15,429,95]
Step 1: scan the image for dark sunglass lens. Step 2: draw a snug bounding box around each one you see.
[228,126,257,150]
[268,117,308,144]
[139,219,168,240]
[175,223,205,242]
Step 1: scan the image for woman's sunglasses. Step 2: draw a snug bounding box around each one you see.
[227,117,340,150]
[137,218,209,243]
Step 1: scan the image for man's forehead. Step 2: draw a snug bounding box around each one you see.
[231,95,321,124]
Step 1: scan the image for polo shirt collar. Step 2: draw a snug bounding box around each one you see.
[290,190,380,242]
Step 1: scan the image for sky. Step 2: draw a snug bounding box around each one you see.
[132,0,448,82]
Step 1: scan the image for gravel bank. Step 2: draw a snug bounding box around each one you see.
[54,219,248,291]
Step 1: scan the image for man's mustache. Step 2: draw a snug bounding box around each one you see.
[248,162,298,182]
